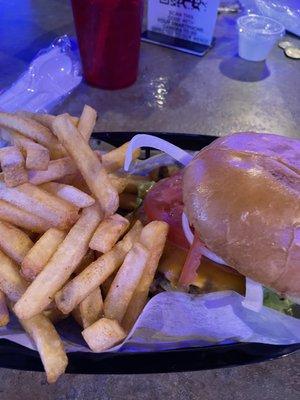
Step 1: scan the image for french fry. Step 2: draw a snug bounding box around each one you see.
[82,317,126,352]
[14,204,102,319]
[122,221,169,331]
[78,105,97,142]
[104,243,149,323]
[0,290,9,326]
[112,173,152,194]
[71,249,95,323]
[74,287,103,329]
[44,307,68,324]
[57,172,91,193]
[0,199,52,233]
[119,192,139,210]
[101,273,116,298]
[0,249,29,302]
[24,142,50,171]
[101,142,141,173]
[89,214,129,253]
[75,248,95,274]
[52,115,119,216]
[6,130,50,170]
[0,221,33,264]
[40,182,95,208]
[21,228,67,281]
[55,220,143,314]
[28,146,140,187]
[108,174,128,194]
[20,314,68,383]
[0,112,65,159]
[0,109,179,380]
[0,182,79,230]
[102,172,143,195]
[0,146,28,187]
[17,111,78,130]
[0,249,67,382]
[28,157,78,185]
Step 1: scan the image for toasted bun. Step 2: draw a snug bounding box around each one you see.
[183,132,300,299]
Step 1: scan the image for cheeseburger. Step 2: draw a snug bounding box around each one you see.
[143,132,300,302]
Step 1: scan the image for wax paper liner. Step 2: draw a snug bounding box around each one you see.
[0,291,300,353]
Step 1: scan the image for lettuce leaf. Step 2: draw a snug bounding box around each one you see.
[263,288,299,317]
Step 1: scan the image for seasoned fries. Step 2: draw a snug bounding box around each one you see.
[20,314,68,383]
[72,249,102,328]
[122,221,169,331]
[55,221,143,314]
[89,213,129,253]
[0,220,33,264]
[121,174,152,194]
[74,287,103,329]
[25,143,50,170]
[0,248,29,302]
[28,157,77,185]
[104,243,149,323]
[40,182,95,208]
[21,228,66,281]
[78,105,97,142]
[14,204,102,319]
[0,199,52,233]
[108,173,128,194]
[101,273,116,298]
[52,115,118,216]
[0,248,67,382]
[0,112,65,159]
[82,318,126,352]
[0,106,174,382]
[0,182,79,230]
[0,290,9,327]
[0,146,28,187]
[101,142,140,173]
[17,111,78,130]
[25,146,49,172]
[28,149,138,187]
[75,248,95,274]
[6,130,50,171]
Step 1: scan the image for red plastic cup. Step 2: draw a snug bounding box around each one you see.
[71,0,143,90]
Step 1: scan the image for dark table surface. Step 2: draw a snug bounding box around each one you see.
[0,0,299,398]
[1,0,299,137]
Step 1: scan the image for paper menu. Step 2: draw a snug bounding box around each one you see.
[147,0,221,46]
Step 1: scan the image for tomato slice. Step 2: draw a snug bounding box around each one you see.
[178,235,203,288]
[143,171,190,249]
[144,170,241,286]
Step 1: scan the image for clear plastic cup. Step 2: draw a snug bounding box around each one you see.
[237,15,285,61]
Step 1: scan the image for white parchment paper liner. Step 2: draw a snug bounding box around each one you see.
[1,291,299,353]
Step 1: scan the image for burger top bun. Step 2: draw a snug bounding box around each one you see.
[183,132,300,300]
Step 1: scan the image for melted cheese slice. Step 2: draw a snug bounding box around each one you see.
[158,242,245,295]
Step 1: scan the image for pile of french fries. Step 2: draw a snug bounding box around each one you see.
[0,106,169,383]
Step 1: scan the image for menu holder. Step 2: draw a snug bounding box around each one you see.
[142,0,220,56]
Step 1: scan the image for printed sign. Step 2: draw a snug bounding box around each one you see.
[147,0,220,46]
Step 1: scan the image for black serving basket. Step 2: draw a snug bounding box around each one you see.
[0,132,299,374]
